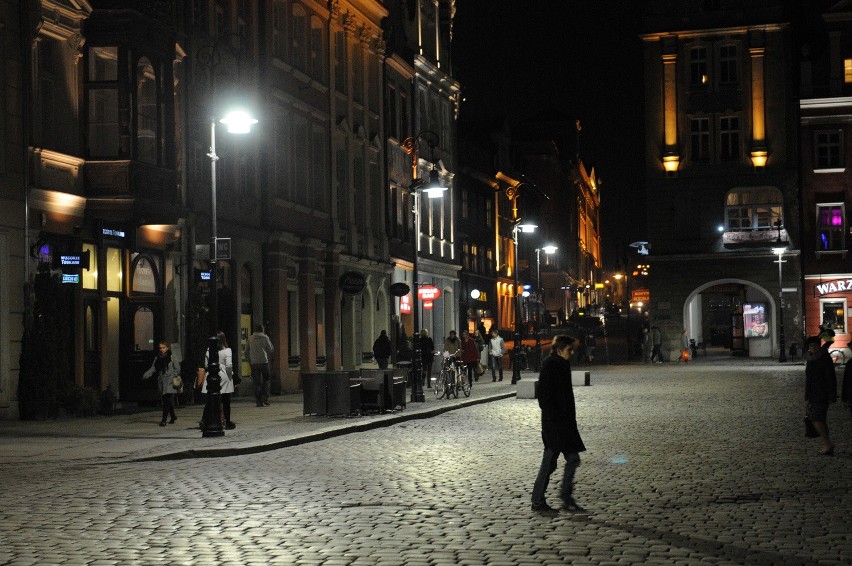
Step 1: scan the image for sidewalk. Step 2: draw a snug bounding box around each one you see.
[0,374,523,465]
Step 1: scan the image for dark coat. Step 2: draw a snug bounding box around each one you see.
[805,345,837,404]
[841,358,852,404]
[537,353,586,454]
[420,336,435,364]
[460,337,480,364]
[373,335,392,360]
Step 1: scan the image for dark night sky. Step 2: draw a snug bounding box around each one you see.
[452,1,646,269]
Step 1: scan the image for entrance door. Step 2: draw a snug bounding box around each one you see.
[121,299,163,402]
[83,297,101,390]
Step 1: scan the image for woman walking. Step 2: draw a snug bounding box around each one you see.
[143,341,181,427]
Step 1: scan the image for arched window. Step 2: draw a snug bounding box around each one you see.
[136,57,158,164]
[130,254,161,294]
[725,187,782,232]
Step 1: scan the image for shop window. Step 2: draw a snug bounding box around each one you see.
[814,130,843,170]
[131,255,160,294]
[725,187,782,232]
[816,203,845,251]
[82,243,98,290]
[820,299,846,335]
[134,306,155,351]
[106,247,123,292]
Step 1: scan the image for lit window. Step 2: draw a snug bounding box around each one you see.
[690,46,709,87]
[820,299,846,334]
[725,187,782,232]
[106,247,123,292]
[814,130,843,170]
[845,58,852,84]
[816,203,845,251]
[82,243,98,290]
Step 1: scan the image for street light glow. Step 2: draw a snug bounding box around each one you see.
[220,110,258,134]
[542,245,558,254]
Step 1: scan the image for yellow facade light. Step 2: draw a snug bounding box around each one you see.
[750,150,768,169]
[662,154,679,173]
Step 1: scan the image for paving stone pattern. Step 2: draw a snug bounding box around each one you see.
[1,363,851,565]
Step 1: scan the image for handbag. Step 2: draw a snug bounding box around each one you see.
[476,362,486,376]
[804,416,819,438]
[194,367,206,390]
[172,375,183,391]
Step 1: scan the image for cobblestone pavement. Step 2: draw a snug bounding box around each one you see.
[1,362,851,565]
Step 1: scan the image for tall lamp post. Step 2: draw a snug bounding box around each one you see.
[533,245,557,370]
[203,109,258,438]
[772,247,788,363]
[511,219,537,383]
[401,131,446,402]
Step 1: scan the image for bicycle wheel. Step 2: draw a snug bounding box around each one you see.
[435,371,448,399]
[461,375,471,397]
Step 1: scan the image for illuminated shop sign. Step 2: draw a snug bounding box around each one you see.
[102,227,126,238]
[815,279,852,295]
[62,273,80,284]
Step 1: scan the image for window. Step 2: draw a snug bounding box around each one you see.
[718,44,738,85]
[817,203,845,251]
[291,5,307,71]
[106,247,123,292]
[82,243,98,290]
[820,299,846,334]
[690,46,709,87]
[690,117,710,161]
[815,130,843,170]
[272,1,286,59]
[310,17,325,81]
[725,187,782,232]
[719,115,740,160]
[87,47,120,157]
[131,255,160,294]
[845,58,851,84]
[386,85,398,139]
[136,58,158,164]
[334,31,346,93]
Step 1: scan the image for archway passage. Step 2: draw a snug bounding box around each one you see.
[683,279,775,358]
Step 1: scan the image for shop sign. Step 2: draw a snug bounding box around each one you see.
[417,285,441,300]
[632,288,650,302]
[389,282,410,297]
[339,271,366,294]
[399,294,411,314]
[424,301,433,310]
[815,279,852,296]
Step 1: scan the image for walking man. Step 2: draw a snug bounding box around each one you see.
[246,323,274,407]
[531,334,586,514]
[650,326,663,363]
[489,328,505,382]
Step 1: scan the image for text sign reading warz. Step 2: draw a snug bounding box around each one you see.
[816,279,852,296]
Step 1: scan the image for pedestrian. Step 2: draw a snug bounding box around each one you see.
[202,331,236,430]
[843,358,852,421]
[246,322,274,407]
[143,341,181,427]
[444,330,461,357]
[805,335,836,455]
[641,327,651,363]
[584,333,596,363]
[373,330,392,369]
[420,329,435,387]
[459,329,480,387]
[650,326,663,363]
[489,327,506,382]
[531,334,586,514]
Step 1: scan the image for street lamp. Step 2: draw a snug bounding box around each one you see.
[203,109,258,438]
[772,247,787,363]
[511,219,537,383]
[533,245,557,370]
[401,131,447,403]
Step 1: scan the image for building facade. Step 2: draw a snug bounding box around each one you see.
[641,1,802,359]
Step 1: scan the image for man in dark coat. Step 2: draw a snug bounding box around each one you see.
[531,334,586,513]
[372,330,393,369]
[805,335,837,455]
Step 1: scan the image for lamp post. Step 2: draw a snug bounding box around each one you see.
[203,109,258,438]
[511,220,537,383]
[401,132,446,403]
[773,247,787,363]
[533,245,557,370]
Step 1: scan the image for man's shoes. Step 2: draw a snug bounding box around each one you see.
[498,378,503,382]
[561,498,586,512]
[225,422,236,430]
[169,417,177,424]
[159,421,166,427]
[263,401,270,406]
[492,378,496,382]
[531,502,558,514]
[819,446,835,456]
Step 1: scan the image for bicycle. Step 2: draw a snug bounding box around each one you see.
[436,355,471,399]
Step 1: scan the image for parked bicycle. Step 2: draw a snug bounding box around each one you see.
[435,353,471,399]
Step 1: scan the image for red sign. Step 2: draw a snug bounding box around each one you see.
[399,294,411,314]
[632,288,650,302]
[418,285,441,300]
[424,301,433,310]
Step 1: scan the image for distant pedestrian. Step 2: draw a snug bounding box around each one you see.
[805,335,836,455]
[641,328,651,363]
[460,330,480,387]
[650,326,663,363]
[531,334,586,514]
[202,331,236,430]
[489,328,506,382]
[246,323,274,407]
[444,330,461,357]
[373,330,392,369]
[420,329,435,387]
[143,341,181,427]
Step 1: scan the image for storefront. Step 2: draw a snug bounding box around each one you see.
[804,275,851,361]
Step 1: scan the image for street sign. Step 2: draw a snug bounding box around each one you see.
[195,244,210,260]
[215,238,231,260]
[339,271,366,294]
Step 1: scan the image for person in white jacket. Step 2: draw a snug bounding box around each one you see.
[203,331,235,429]
[489,328,506,382]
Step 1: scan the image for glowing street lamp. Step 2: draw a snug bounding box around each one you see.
[772,247,787,363]
[511,219,537,383]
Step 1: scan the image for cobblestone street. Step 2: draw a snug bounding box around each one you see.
[2,362,851,565]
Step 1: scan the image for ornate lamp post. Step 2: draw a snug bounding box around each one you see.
[401,131,446,402]
[202,109,258,438]
[772,247,788,363]
[511,219,537,383]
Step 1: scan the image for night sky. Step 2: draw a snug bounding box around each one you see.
[452,1,646,269]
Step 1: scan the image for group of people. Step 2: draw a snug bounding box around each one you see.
[805,328,852,456]
[372,325,509,388]
[144,323,275,430]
